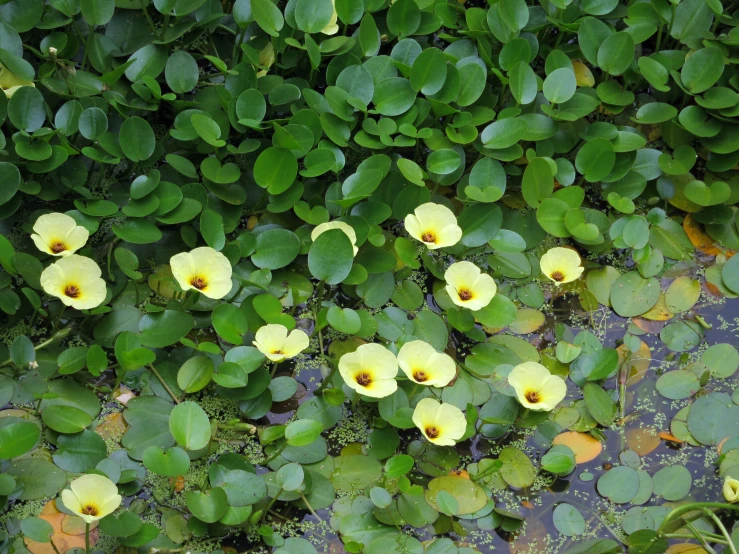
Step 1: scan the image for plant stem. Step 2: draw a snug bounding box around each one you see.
[0,324,73,368]
[85,522,90,554]
[704,509,739,554]
[657,502,739,535]
[300,493,323,522]
[315,361,338,394]
[686,521,719,554]
[148,364,180,404]
[260,487,283,523]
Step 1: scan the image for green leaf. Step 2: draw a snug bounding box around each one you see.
[0,420,40,459]
[481,118,528,149]
[522,158,554,208]
[21,517,55,543]
[165,50,199,93]
[294,0,333,33]
[597,32,634,76]
[81,0,114,24]
[252,228,301,270]
[177,356,214,393]
[169,401,211,451]
[250,0,284,36]
[543,68,576,104]
[8,86,45,133]
[119,117,155,162]
[143,445,190,477]
[583,383,616,427]
[41,405,92,434]
[309,229,354,285]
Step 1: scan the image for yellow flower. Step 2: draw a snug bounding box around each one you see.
[311,221,358,256]
[253,324,309,362]
[170,247,233,299]
[444,261,497,311]
[508,361,567,411]
[0,62,34,98]
[31,213,89,257]
[61,474,122,524]
[321,0,339,35]
[724,477,739,503]
[40,255,107,310]
[339,343,398,398]
[404,203,462,250]
[398,340,456,387]
[540,247,584,285]
[412,398,467,446]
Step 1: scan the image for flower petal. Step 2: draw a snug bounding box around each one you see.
[404,213,422,243]
[284,329,310,358]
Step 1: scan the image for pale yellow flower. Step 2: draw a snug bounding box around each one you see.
[398,340,456,387]
[444,261,497,311]
[40,255,107,310]
[31,212,89,257]
[311,221,358,256]
[253,324,309,362]
[0,62,34,98]
[508,361,567,411]
[339,343,398,398]
[412,398,467,446]
[540,247,584,285]
[724,477,739,503]
[61,474,122,524]
[170,247,233,299]
[404,203,462,250]
[321,0,339,35]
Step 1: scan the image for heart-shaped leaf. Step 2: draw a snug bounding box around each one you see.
[684,180,731,206]
[143,445,191,477]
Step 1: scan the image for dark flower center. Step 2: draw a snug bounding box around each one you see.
[412,370,429,382]
[355,372,372,387]
[458,288,473,301]
[421,231,437,243]
[551,271,565,282]
[425,426,440,439]
[525,390,541,403]
[190,276,207,290]
[81,504,99,516]
[51,241,67,253]
[64,285,80,298]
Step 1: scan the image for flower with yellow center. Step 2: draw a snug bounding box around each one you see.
[540,247,584,285]
[253,324,310,362]
[311,221,358,256]
[724,477,739,503]
[321,0,339,35]
[444,261,497,311]
[170,247,233,300]
[508,361,567,411]
[404,203,462,250]
[412,398,467,446]
[0,62,34,98]
[40,255,107,310]
[398,340,456,387]
[61,474,122,524]
[31,213,89,257]
[339,343,398,398]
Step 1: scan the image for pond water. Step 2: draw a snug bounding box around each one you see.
[224,279,739,554]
